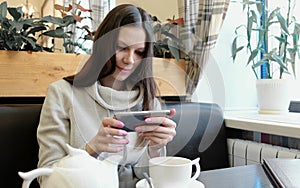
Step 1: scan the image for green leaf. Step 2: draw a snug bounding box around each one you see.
[250,10,257,24]
[62,15,76,26]
[0,1,7,18]
[83,35,93,41]
[276,12,289,35]
[247,48,260,65]
[41,15,65,26]
[8,20,23,31]
[167,40,180,61]
[153,24,161,33]
[274,36,287,43]
[242,0,246,11]
[267,8,279,25]
[78,25,90,30]
[256,2,262,16]
[291,32,300,58]
[42,27,70,38]
[271,53,288,70]
[287,48,296,78]
[7,7,22,21]
[253,58,267,68]
[231,37,244,62]
[231,37,237,61]
[294,23,300,34]
[22,36,36,48]
[27,26,47,36]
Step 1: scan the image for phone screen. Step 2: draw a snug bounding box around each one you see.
[113,110,171,132]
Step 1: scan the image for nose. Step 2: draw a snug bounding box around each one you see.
[123,49,135,64]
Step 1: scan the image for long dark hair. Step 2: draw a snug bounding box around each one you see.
[64,4,158,110]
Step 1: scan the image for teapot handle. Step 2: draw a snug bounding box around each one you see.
[18,168,53,188]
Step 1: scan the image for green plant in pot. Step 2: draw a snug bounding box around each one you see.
[0,1,52,51]
[231,0,300,113]
[42,2,93,54]
[0,1,93,53]
[152,15,184,61]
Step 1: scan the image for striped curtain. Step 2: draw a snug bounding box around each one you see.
[89,0,116,31]
[178,0,230,95]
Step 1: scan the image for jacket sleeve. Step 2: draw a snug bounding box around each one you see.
[37,81,72,170]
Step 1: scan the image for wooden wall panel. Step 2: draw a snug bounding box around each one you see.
[0,51,186,97]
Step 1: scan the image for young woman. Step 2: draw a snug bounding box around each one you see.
[37,4,176,187]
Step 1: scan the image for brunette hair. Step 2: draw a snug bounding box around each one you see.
[64,4,158,110]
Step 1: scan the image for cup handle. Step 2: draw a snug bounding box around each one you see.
[191,157,200,181]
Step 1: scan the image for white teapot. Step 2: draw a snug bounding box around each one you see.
[18,144,121,188]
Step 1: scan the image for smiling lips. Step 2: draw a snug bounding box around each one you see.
[116,65,132,72]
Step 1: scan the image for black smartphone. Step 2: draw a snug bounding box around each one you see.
[113,110,171,132]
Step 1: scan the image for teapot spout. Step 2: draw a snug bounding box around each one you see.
[18,168,53,188]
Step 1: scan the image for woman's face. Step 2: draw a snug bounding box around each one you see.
[112,26,146,82]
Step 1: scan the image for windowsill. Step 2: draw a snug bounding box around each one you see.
[224,110,300,139]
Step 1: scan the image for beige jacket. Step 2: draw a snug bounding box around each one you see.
[37,79,164,186]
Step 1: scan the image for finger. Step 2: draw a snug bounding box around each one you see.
[104,127,128,137]
[141,128,176,138]
[141,132,171,139]
[135,125,159,132]
[146,136,170,147]
[135,122,176,133]
[101,145,125,153]
[144,117,176,128]
[168,108,176,118]
[102,117,125,129]
[98,135,129,145]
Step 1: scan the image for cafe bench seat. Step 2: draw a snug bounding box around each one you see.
[0,102,229,188]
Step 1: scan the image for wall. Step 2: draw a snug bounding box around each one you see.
[6,0,44,18]
[7,1,298,109]
[116,0,178,21]
[191,2,257,110]
[115,1,258,110]
[193,1,300,110]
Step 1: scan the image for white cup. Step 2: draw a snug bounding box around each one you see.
[149,156,200,188]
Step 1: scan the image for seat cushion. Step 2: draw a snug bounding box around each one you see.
[0,105,42,188]
[165,102,229,171]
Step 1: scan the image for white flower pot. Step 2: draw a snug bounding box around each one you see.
[256,79,291,114]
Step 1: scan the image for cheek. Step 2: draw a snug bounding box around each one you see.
[132,60,142,70]
[115,52,122,62]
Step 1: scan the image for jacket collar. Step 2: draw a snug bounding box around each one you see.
[84,82,144,111]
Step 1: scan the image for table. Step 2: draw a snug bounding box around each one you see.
[198,164,273,188]
[224,110,300,139]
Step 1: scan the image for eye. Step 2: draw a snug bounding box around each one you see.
[136,50,145,56]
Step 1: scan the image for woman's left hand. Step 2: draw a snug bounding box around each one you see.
[134,108,176,158]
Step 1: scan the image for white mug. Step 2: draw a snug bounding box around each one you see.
[149,156,200,188]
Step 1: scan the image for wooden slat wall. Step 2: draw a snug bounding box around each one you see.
[0,51,186,97]
[0,51,87,97]
[153,57,186,96]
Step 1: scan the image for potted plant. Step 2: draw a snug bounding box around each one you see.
[231,0,300,113]
[0,1,93,53]
[152,15,185,61]
[0,1,51,51]
[0,1,90,97]
[151,15,188,100]
[42,2,94,54]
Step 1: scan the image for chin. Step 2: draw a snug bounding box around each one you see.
[112,74,128,82]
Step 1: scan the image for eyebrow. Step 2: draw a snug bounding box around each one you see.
[117,40,145,48]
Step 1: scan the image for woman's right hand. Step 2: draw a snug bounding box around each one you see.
[85,117,129,157]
